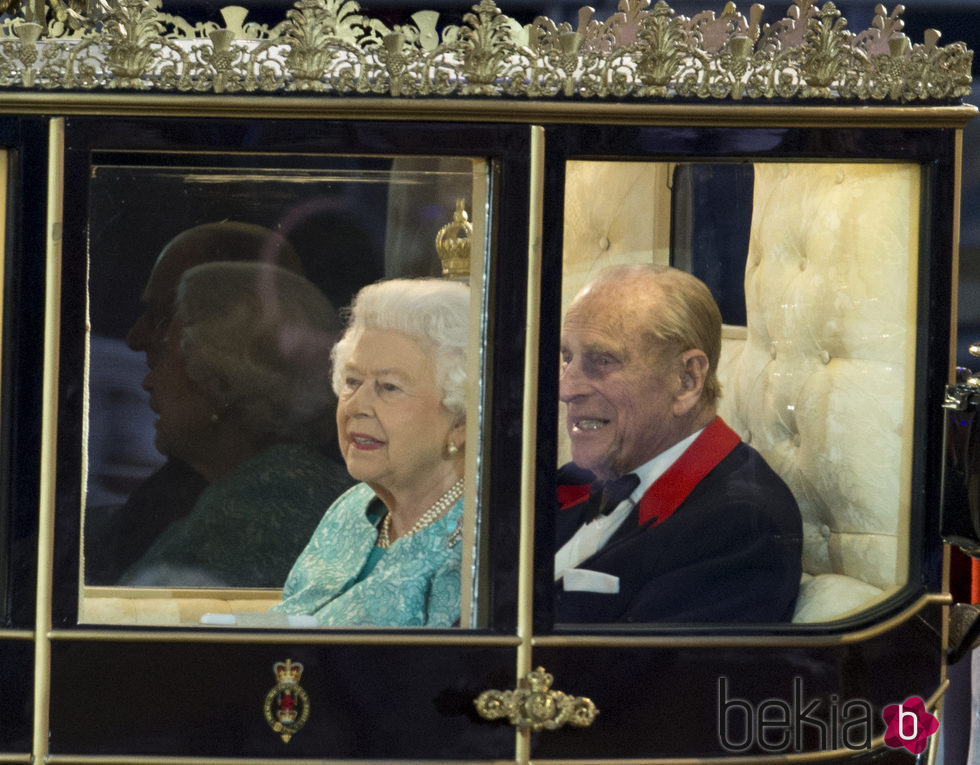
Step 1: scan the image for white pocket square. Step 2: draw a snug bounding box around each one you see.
[563,568,620,594]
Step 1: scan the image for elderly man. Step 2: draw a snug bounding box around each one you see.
[554,264,802,623]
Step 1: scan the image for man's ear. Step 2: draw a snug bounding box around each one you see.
[673,349,709,416]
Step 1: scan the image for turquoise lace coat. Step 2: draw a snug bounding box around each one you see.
[272,483,463,627]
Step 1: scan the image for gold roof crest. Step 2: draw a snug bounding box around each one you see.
[0,0,971,101]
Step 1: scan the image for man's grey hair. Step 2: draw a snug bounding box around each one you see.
[584,264,723,404]
[175,261,340,444]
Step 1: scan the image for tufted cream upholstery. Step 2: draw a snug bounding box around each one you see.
[562,160,921,623]
[717,162,920,622]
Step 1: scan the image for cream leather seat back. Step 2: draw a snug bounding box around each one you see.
[717,162,920,623]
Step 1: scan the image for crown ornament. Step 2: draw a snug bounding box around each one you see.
[436,199,472,280]
[0,0,970,102]
[263,658,310,743]
[274,658,303,683]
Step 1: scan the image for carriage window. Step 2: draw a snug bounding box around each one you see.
[555,159,919,625]
[77,152,490,628]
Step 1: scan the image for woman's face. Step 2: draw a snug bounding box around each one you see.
[142,322,215,469]
[336,329,462,496]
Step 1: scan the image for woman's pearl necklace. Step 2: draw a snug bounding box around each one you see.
[376,477,465,549]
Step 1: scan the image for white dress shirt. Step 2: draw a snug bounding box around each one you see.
[554,428,704,583]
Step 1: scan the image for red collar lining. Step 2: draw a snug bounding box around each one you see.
[556,417,741,528]
[636,417,741,526]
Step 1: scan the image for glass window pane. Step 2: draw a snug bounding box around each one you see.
[79,152,491,628]
[555,159,919,625]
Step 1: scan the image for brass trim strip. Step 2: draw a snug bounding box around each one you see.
[528,681,949,765]
[514,124,546,765]
[532,593,951,648]
[49,629,522,646]
[0,756,31,764]
[33,116,65,765]
[45,759,518,765]
[950,127,965,386]
[0,630,34,640]
[0,95,974,128]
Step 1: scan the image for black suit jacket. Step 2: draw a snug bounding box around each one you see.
[555,442,803,624]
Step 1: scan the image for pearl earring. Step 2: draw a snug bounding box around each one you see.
[447,441,458,456]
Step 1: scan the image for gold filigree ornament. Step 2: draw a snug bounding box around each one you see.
[474,666,599,731]
[262,659,311,743]
[0,0,970,100]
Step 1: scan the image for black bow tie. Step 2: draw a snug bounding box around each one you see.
[584,473,640,522]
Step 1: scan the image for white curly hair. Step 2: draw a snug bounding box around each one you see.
[331,278,470,421]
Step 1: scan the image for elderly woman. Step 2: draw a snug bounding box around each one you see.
[272,277,469,627]
[119,262,354,587]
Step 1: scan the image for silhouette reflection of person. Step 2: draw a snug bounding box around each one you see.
[118,261,353,587]
[85,222,350,585]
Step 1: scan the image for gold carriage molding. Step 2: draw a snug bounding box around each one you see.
[0,0,972,100]
[474,666,600,731]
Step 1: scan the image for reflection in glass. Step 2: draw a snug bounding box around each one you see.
[115,260,354,589]
[79,154,489,628]
[556,161,919,625]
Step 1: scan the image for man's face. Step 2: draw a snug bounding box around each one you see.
[126,237,206,366]
[559,284,683,480]
[141,319,214,465]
